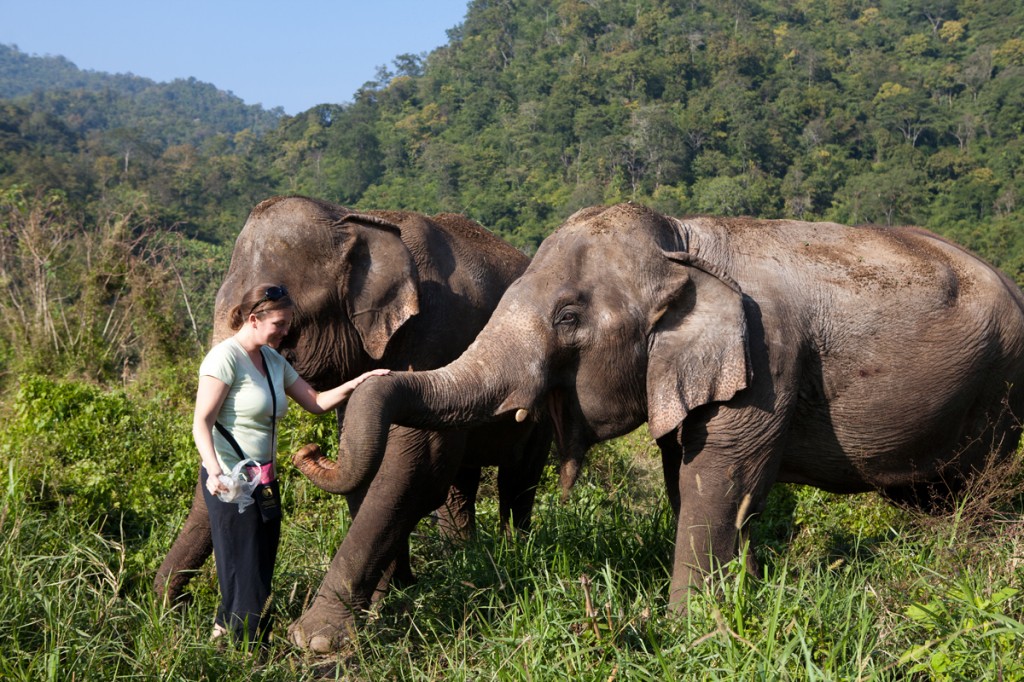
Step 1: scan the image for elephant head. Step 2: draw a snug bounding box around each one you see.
[214,195,419,390]
[331,203,750,494]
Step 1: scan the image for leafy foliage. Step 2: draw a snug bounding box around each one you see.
[4,0,1024,268]
[2,375,195,538]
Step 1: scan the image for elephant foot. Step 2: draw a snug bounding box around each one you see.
[288,623,334,654]
[162,589,194,611]
[288,613,356,654]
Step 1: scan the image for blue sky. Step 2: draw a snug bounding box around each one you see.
[0,0,471,115]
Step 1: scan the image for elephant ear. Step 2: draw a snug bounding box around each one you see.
[339,213,420,360]
[646,251,750,440]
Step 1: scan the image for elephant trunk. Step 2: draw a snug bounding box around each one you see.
[293,361,520,494]
[546,388,589,500]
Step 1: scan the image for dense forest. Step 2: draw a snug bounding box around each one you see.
[2,0,1024,382]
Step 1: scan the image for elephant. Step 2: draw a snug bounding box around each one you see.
[154,195,551,624]
[306,201,1024,648]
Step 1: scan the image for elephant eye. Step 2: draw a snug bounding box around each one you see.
[555,309,579,326]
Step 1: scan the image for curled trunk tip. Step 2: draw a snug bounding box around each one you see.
[291,443,350,494]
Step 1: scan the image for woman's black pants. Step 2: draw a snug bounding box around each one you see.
[200,468,280,643]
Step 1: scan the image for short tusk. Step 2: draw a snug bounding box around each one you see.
[515,408,529,423]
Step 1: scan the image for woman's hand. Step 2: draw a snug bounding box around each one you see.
[336,368,391,404]
[344,368,391,392]
[205,467,228,496]
[288,368,392,414]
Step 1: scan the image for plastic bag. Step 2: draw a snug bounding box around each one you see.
[217,458,260,513]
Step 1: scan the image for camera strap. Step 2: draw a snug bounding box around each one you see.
[260,348,276,467]
[214,421,247,460]
[254,347,282,520]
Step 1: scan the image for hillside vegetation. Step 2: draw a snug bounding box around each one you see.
[1,0,1023,678]
[3,0,1024,253]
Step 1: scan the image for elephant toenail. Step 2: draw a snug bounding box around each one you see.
[309,634,333,654]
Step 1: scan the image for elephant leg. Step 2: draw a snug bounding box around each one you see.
[369,535,415,605]
[289,430,461,652]
[435,466,480,541]
[345,487,416,604]
[387,534,416,590]
[668,468,749,611]
[153,476,213,607]
[497,422,552,535]
[289,493,418,651]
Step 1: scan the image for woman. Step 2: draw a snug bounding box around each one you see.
[193,283,387,644]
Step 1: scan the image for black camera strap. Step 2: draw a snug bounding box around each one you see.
[214,422,247,459]
[255,347,282,520]
[260,348,276,464]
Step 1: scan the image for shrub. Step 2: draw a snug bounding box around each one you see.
[0,375,195,573]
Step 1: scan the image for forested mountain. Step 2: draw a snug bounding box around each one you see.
[0,44,288,239]
[0,43,153,98]
[0,44,283,144]
[5,1,1024,253]
[293,0,1022,263]
[2,0,1024,381]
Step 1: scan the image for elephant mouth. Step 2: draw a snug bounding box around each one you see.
[546,387,589,497]
[547,389,567,457]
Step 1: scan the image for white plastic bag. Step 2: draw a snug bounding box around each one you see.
[217,458,260,513]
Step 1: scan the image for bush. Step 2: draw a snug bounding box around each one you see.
[0,375,195,573]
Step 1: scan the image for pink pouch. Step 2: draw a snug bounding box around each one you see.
[247,462,276,485]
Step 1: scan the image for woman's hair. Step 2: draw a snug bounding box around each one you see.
[228,283,295,330]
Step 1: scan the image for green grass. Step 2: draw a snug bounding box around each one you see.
[1,378,1022,680]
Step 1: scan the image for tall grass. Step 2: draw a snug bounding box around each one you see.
[1,378,1022,680]
[0,187,228,386]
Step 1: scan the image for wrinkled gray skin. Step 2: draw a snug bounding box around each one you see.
[154,196,550,625]
[315,202,1024,648]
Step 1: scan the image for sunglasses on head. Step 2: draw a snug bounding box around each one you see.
[248,285,288,316]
